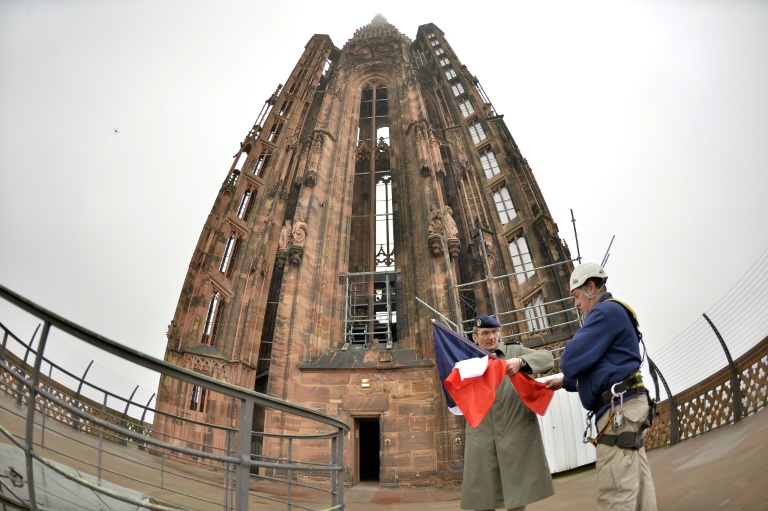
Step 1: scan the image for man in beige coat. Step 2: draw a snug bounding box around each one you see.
[461,315,555,511]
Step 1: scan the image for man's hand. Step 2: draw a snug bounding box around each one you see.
[505,358,524,376]
[545,376,564,390]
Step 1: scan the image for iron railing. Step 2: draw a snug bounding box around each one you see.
[0,283,348,511]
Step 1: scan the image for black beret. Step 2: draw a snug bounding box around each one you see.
[474,314,501,328]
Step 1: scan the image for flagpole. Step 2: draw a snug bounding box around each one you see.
[418,297,459,330]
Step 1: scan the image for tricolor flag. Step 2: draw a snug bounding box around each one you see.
[433,321,554,428]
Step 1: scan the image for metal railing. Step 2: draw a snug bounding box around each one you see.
[0,283,348,511]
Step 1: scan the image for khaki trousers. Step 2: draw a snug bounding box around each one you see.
[595,395,657,511]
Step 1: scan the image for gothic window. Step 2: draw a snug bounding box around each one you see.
[189,384,208,413]
[434,47,445,56]
[428,32,436,38]
[266,122,282,142]
[348,83,398,347]
[226,238,242,278]
[277,99,293,117]
[451,81,465,97]
[253,151,272,175]
[445,68,457,80]
[524,293,550,332]
[468,121,486,143]
[431,39,440,47]
[219,235,235,273]
[492,185,517,224]
[439,57,450,67]
[236,189,252,219]
[459,99,474,117]
[508,235,535,283]
[202,290,226,345]
[288,82,299,95]
[479,147,500,178]
[219,234,242,278]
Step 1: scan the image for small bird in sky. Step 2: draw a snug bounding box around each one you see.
[114,128,119,134]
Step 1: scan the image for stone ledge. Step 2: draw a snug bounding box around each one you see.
[299,348,434,371]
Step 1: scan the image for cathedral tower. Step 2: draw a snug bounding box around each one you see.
[155,15,577,485]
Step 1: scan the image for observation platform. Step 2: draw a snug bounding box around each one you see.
[2,395,766,510]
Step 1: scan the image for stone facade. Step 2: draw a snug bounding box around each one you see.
[155,16,577,486]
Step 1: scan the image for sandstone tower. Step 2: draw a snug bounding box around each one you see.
[155,15,577,485]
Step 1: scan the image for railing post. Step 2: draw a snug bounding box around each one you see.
[137,392,155,451]
[119,384,139,446]
[702,313,743,422]
[237,396,255,510]
[648,356,680,445]
[24,320,51,511]
[287,437,293,511]
[333,427,345,510]
[73,360,93,430]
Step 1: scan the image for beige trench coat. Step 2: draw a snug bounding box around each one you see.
[460,343,555,510]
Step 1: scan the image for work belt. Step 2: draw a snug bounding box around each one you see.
[599,370,645,407]
[597,430,645,450]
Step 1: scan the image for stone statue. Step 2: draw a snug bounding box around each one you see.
[278,220,291,251]
[444,206,459,240]
[292,216,308,247]
[427,203,443,237]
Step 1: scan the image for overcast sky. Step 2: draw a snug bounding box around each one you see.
[1,0,767,393]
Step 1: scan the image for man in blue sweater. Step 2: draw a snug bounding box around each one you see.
[546,263,657,510]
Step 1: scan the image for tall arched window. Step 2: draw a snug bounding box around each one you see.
[346,84,397,348]
[202,290,226,346]
[237,189,252,219]
[219,233,242,278]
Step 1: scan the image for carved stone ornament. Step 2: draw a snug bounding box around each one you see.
[303,169,317,188]
[288,245,304,265]
[276,249,287,267]
[428,234,443,256]
[166,320,179,341]
[221,184,236,197]
[447,238,461,259]
[311,132,325,155]
[419,159,431,177]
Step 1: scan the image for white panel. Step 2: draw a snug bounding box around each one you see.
[536,377,597,473]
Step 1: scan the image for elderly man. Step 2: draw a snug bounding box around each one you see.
[461,314,555,511]
[546,263,657,511]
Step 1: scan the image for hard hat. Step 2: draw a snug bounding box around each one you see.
[569,263,608,292]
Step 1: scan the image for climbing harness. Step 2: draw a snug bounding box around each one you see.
[581,299,661,448]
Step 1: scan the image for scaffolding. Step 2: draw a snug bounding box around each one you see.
[340,270,399,351]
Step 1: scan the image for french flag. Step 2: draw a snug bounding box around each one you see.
[433,321,553,428]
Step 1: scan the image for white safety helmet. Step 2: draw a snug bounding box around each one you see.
[569,263,608,292]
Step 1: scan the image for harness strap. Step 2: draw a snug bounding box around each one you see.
[597,430,646,450]
[599,369,645,405]
[604,297,661,409]
[584,413,615,447]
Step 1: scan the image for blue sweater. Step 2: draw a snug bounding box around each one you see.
[560,293,644,416]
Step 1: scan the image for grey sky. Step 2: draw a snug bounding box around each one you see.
[1,0,767,392]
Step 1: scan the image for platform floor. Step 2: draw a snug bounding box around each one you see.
[1,405,766,510]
